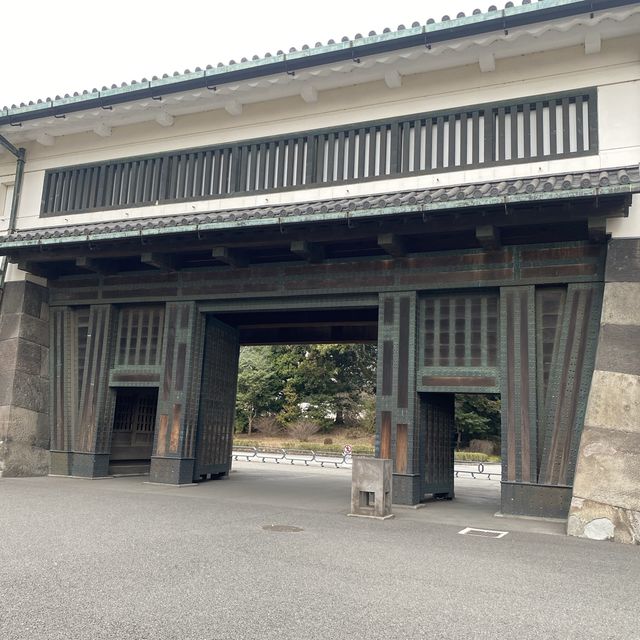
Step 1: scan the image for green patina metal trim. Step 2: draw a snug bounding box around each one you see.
[1,0,623,120]
[2,181,636,252]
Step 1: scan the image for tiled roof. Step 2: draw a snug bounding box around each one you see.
[1,168,638,249]
[0,1,628,122]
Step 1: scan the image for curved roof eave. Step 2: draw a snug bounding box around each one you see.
[2,0,638,127]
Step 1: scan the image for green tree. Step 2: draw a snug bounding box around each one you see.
[235,346,282,433]
[454,394,501,449]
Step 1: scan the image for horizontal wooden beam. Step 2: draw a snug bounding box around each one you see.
[17,261,52,280]
[75,256,117,275]
[212,247,247,267]
[476,224,500,249]
[378,233,406,257]
[290,240,324,263]
[587,216,607,243]
[141,252,175,271]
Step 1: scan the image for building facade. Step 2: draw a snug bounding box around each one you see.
[0,0,638,542]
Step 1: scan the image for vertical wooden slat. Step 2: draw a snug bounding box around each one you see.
[275,140,285,188]
[315,133,325,183]
[378,126,388,176]
[357,127,367,179]
[295,137,305,186]
[346,130,356,180]
[561,97,570,154]
[400,122,410,174]
[436,116,445,169]
[389,122,400,174]
[367,126,377,178]
[497,107,506,162]
[266,142,276,189]
[510,105,518,160]
[523,103,531,159]
[304,136,316,185]
[459,114,467,166]
[325,134,335,183]
[286,139,295,187]
[549,99,557,156]
[575,95,584,152]
[447,114,456,167]
[535,101,544,158]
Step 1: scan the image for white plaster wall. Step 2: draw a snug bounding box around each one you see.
[7,34,640,233]
[608,194,640,239]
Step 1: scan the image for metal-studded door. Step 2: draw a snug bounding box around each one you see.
[421,393,455,499]
[110,388,159,463]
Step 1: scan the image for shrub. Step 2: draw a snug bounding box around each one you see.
[287,420,321,442]
[253,415,281,437]
[323,437,333,445]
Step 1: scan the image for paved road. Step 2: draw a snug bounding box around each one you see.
[1,463,638,640]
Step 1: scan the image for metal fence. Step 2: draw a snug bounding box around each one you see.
[232,446,501,479]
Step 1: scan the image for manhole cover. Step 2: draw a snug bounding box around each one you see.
[262,524,304,533]
[458,527,508,539]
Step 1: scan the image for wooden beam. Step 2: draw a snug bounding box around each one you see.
[384,70,402,89]
[75,256,117,275]
[290,240,324,263]
[584,31,601,55]
[212,247,247,267]
[17,261,51,280]
[300,85,318,103]
[378,233,406,257]
[141,252,175,271]
[35,133,55,147]
[225,100,243,116]
[94,124,112,137]
[479,52,496,73]
[476,224,500,249]
[587,216,607,243]
[155,112,174,127]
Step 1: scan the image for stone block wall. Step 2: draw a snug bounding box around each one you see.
[568,238,640,544]
[0,280,50,476]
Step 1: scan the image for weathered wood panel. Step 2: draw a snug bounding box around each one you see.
[500,286,537,484]
[49,242,606,307]
[152,302,204,460]
[40,88,597,217]
[537,283,603,486]
[376,292,417,476]
[194,317,240,477]
[422,393,455,497]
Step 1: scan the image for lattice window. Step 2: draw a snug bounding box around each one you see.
[422,293,498,368]
[115,306,165,367]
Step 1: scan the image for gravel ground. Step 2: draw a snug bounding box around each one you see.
[1,463,638,640]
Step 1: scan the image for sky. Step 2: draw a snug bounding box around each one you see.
[0,0,487,108]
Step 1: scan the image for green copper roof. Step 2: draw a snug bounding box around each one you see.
[1,1,635,124]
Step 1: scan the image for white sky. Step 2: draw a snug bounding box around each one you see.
[0,0,487,107]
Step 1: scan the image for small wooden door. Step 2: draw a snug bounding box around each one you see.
[110,388,158,461]
[422,393,455,499]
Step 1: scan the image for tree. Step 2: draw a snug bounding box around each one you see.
[454,394,501,449]
[235,346,282,433]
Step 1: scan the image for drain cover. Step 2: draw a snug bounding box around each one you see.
[458,527,508,539]
[262,524,304,533]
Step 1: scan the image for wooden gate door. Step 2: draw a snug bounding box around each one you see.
[422,393,455,499]
[193,317,240,480]
[110,388,159,462]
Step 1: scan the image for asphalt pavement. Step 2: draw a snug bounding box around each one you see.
[1,462,638,640]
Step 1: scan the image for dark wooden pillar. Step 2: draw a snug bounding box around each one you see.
[193,317,240,479]
[500,283,603,518]
[149,302,205,485]
[376,292,420,504]
[50,305,116,477]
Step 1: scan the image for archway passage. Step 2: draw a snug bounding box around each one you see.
[193,306,378,480]
[109,387,158,475]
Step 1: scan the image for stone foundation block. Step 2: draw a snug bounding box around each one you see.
[568,497,640,545]
[149,457,196,485]
[350,457,393,518]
